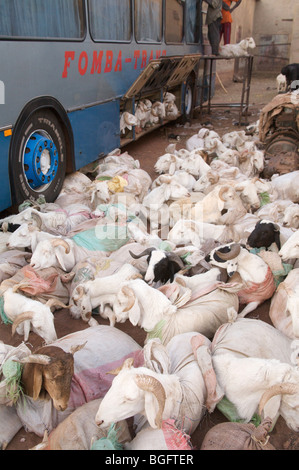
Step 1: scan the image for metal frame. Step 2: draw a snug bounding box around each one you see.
[198,55,254,125]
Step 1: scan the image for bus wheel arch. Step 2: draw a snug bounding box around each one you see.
[9,97,74,205]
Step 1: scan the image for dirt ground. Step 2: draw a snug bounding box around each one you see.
[2,69,299,451]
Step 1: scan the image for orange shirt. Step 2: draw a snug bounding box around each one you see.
[221,0,237,24]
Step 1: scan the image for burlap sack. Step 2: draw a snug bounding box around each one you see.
[200,418,275,450]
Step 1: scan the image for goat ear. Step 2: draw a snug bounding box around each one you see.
[128,297,141,327]
[22,363,43,400]
[169,161,176,176]
[274,230,281,250]
[144,391,160,429]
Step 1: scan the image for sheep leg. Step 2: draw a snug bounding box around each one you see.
[238,301,260,318]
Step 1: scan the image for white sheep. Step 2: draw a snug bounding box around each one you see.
[237,147,264,177]
[30,237,105,272]
[269,268,299,339]
[95,332,223,436]
[185,133,205,152]
[219,37,256,58]
[190,185,246,225]
[2,287,69,343]
[70,263,142,325]
[120,111,138,134]
[282,203,299,228]
[206,242,276,317]
[6,223,58,251]
[112,276,239,344]
[271,171,299,202]
[279,230,299,262]
[276,73,287,93]
[148,101,166,126]
[154,153,183,175]
[180,149,210,177]
[210,317,299,430]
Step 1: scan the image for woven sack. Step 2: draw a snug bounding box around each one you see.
[200,418,275,450]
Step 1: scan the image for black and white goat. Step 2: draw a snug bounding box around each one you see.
[129,247,185,284]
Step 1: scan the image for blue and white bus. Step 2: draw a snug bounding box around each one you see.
[0,0,211,212]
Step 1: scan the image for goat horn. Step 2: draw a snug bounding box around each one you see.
[129,247,156,259]
[45,298,71,309]
[258,382,299,416]
[107,357,135,375]
[74,285,85,302]
[70,341,87,355]
[31,212,43,228]
[215,243,241,261]
[121,286,136,312]
[135,374,166,428]
[218,186,229,201]
[13,354,52,365]
[11,311,35,336]
[51,239,70,253]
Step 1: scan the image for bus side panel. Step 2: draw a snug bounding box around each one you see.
[67,100,120,171]
[0,133,12,211]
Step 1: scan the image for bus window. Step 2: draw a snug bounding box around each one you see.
[0,0,84,39]
[185,0,202,44]
[165,0,184,44]
[89,0,132,42]
[135,0,162,43]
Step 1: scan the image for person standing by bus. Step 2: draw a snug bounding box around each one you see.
[220,0,242,45]
[203,0,222,55]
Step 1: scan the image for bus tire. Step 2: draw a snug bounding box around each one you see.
[10,109,67,205]
[183,76,195,119]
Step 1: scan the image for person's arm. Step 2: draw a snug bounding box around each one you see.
[230,0,242,12]
[222,2,231,11]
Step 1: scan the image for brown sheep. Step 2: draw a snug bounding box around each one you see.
[17,343,84,411]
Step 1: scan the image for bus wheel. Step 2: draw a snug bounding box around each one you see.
[183,77,195,119]
[10,109,66,205]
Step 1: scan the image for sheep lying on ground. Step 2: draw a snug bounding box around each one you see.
[209,316,299,430]
[206,242,276,317]
[271,171,299,202]
[3,325,144,443]
[2,288,69,343]
[95,332,223,436]
[6,223,58,251]
[112,273,240,344]
[269,268,299,339]
[70,263,142,324]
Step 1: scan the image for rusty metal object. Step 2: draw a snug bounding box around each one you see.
[263,130,299,178]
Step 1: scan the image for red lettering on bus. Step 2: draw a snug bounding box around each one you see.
[91,50,104,74]
[114,50,122,72]
[149,50,154,62]
[78,51,88,75]
[141,50,147,68]
[133,50,140,69]
[162,50,167,56]
[104,51,113,73]
[156,50,161,59]
[62,51,75,78]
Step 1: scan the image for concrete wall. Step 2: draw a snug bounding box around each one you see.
[252,0,299,71]
[225,0,256,45]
